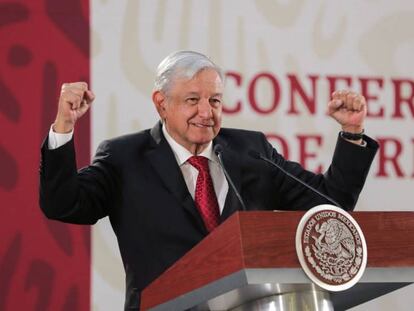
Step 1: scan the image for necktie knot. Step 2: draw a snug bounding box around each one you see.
[187,156,209,172]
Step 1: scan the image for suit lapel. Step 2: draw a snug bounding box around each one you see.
[213,136,244,222]
[146,123,208,234]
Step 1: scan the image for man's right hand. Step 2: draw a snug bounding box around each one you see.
[53,82,95,133]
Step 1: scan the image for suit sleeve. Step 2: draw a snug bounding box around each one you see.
[39,136,121,224]
[263,134,378,211]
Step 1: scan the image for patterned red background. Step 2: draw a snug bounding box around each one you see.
[0,0,90,309]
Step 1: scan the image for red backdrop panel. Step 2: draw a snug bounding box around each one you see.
[0,0,91,310]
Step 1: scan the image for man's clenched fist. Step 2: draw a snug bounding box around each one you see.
[328,90,367,134]
[53,82,95,133]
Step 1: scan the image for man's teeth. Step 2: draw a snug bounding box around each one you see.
[193,123,211,128]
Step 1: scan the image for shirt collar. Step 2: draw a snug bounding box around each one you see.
[162,123,217,166]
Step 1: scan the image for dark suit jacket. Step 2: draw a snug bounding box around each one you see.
[39,122,378,310]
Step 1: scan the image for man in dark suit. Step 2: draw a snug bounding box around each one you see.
[39,51,378,309]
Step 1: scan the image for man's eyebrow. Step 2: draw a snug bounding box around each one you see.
[184,92,223,97]
[184,92,200,97]
[211,93,223,97]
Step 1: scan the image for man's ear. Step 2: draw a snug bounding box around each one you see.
[152,91,167,118]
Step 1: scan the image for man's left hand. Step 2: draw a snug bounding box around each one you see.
[328,90,366,134]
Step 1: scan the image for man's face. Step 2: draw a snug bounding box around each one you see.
[153,69,223,154]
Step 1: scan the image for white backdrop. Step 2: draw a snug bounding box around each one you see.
[90,1,414,310]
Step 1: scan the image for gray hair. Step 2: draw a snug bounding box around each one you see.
[154,51,223,93]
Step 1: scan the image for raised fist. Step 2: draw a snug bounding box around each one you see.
[328,90,366,134]
[53,82,95,133]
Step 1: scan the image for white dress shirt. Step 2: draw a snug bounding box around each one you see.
[161,125,228,214]
[48,124,229,214]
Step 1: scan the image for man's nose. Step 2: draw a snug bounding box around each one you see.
[197,99,212,118]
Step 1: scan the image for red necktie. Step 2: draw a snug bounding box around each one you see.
[187,156,220,232]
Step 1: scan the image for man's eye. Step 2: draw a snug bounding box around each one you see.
[210,98,221,106]
[186,98,198,104]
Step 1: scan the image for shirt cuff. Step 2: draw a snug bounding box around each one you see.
[339,132,367,148]
[48,124,74,149]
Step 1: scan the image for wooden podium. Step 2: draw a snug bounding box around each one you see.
[141,211,414,310]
